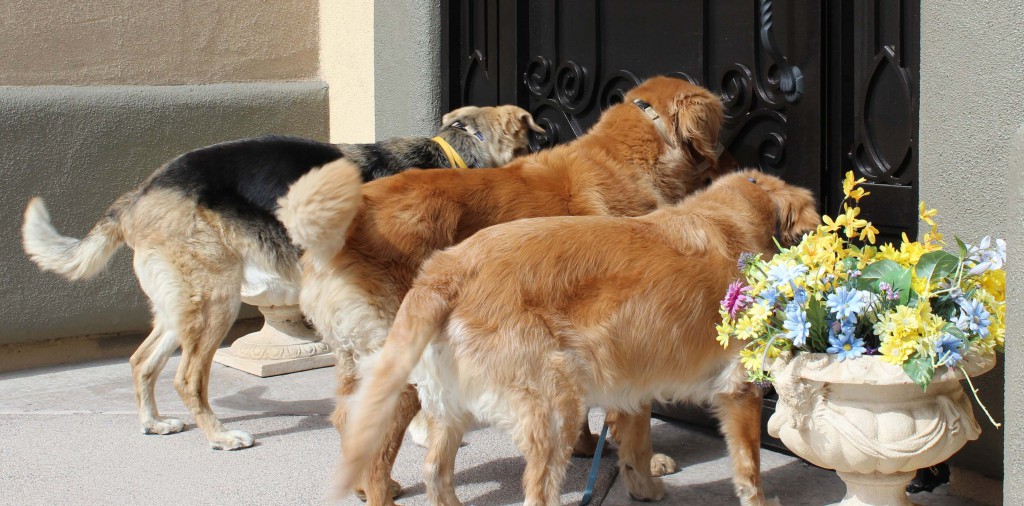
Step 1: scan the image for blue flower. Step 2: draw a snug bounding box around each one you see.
[934,334,964,367]
[758,286,781,306]
[825,286,868,323]
[782,306,811,347]
[827,332,867,361]
[793,287,808,306]
[956,298,991,338]
[767,262,809,287]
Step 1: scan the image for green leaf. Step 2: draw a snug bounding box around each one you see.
[857,259,903,291]
[955,236,968,259]
[903,355,935,391]
[880,267,912,306]
[915,250,959,285]
[943,323,966,341]
[806,297,828,349]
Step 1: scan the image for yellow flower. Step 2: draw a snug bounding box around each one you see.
[715,320,734,348]
[822,214,847,233]
[911,273,935,299]
[918,201,938,227]
[734,316,758,341]
[859,223,879,244]
[980,270,1005,302]
[739,346,762,371]
[843,171,870,202]
[747,302,772,324]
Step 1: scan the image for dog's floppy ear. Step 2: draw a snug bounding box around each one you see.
[774,184,820,245]
[670,92,724,168]
[441,106,481,129]
[516,108,546,134]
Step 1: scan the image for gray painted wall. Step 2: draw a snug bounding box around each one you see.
[374,0,441,139]
[919,0,1024,485]
[1,82,329,345]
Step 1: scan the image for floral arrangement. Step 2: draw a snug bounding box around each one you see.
[717,172,1005,422]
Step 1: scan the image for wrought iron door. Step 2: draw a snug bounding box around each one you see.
[441,0,920,448]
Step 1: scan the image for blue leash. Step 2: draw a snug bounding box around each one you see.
[579,422,610,506]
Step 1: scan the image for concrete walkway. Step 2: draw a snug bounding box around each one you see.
[0,354,983,505]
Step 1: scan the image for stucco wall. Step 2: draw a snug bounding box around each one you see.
[0,82,329,347]
[0,0,330,354]
[1007,122,1024,503]
[919,0,1024,486]
[320,0,375,143]
[374,0,441,139]
[0,0,319,86]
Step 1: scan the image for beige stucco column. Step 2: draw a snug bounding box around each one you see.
[918,0,1023,501]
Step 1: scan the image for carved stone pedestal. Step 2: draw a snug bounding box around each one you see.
[214,305,333,377]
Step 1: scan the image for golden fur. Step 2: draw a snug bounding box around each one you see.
[19,105,539,452]
[278,76,727,504]
[336,170,820,505]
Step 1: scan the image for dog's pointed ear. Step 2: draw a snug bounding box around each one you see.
[441,106,480,129]
[670,92,724,168]
[517,108,546,134]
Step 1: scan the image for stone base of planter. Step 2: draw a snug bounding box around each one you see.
[213,305,334,377]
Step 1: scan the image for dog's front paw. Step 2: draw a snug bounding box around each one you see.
[208,430,255,450]
[626,476,665,502]
[650,453,678,477]
[141,417,185,435]
[354,479,403,501]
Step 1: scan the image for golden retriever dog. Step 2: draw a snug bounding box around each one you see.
[278,76,726,503]
[19,105,540,451]
[336,170,819,506]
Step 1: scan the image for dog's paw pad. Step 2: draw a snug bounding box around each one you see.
[650,453,679,477]
[141,417,185,435]
[208,430,255,450]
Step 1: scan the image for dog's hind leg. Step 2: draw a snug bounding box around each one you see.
[130,318,184,435]
[174,282,249,450]
[607,405,666,502]
[424,415,466,506]
[712,388,768,506]
[335,357,403,503]
[513,387,581,506]
[363,385,420,505]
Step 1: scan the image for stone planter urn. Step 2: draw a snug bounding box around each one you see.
[767,352,996,506]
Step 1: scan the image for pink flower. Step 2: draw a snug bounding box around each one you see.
[721,280,753,319]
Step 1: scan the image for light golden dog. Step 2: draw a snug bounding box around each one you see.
[20,105,539,451]
[278,76,726,504]
[336,170,819,506]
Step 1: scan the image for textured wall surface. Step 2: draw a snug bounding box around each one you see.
[1007,123,1024,503]
[0,0,319,85]
[374,0,441,139]
[919,0,1024,484]
[0,82,329,345]
[320,0,375,143]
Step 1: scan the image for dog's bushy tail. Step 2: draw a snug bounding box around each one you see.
[22,196,127,281]
[277,158,363,266]
[333,285,453,498]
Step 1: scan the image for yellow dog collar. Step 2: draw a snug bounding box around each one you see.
[432,137,469,169]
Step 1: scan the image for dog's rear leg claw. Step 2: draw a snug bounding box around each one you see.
[208,430,255,450]
[650,453,678,477]
[141,417,185,435]
[354,479,403,501]
[572,428,609,458]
